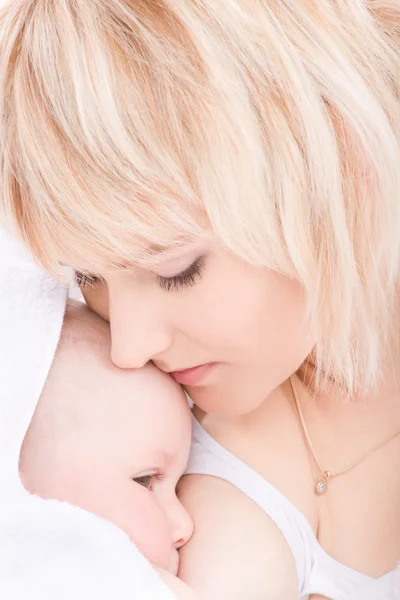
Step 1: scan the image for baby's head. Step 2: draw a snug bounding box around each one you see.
[20,302,193,575]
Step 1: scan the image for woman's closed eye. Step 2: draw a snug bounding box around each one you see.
[74,256,205,292]
[157,256,205,292]
[74,272,102,288]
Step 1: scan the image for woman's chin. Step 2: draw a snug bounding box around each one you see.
[189,384,264,417]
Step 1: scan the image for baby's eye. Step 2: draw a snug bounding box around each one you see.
[133,474,154,490]
[133,472,165,491]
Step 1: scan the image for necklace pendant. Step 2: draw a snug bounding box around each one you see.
[315,479,327,495]
[315,471,331,495]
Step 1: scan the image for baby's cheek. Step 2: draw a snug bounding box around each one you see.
[123,487,173,569]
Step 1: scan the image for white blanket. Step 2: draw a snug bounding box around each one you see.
[0,228,174,600]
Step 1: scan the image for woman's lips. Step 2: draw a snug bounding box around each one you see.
[170,362,216,386]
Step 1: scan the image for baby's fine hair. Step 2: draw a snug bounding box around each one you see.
[1,0,400,394]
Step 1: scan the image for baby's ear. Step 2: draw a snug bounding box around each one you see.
[155,568,198,599]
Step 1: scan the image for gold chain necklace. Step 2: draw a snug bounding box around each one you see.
[289,375,400,495]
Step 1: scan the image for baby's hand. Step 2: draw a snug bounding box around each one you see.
[156,568,199,599]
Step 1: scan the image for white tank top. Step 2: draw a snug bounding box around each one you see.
[186,416,398,600]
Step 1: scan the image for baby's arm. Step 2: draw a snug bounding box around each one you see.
[177,475,298,600]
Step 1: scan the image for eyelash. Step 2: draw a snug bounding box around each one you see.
[133,472,165,491]
[74,257,205,292]
[157,256,205,292]
[73,272,101,288]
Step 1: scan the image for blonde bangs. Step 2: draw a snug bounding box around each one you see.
[0,0,213,274]
[1,0,400,392]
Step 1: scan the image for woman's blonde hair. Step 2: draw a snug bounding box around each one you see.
[1,0,400,394]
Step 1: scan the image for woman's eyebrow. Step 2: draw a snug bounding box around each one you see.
[147,241,190,256]
[114,243,193,270]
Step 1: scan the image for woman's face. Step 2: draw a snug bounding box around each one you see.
[82,240,315,415]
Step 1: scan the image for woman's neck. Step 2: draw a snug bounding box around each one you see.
[295,344,400,427]
[298,292,400,411]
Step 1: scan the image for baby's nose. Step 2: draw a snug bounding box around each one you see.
[172,502,194,550]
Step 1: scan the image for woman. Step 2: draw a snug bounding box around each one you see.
[0,1,399,599]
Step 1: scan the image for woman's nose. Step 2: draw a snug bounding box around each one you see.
[172,501,194,550]
[108,284,173,369]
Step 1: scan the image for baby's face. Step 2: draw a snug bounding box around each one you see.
[21,322,193,575]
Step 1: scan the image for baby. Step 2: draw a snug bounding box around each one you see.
[19,302,195,598]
